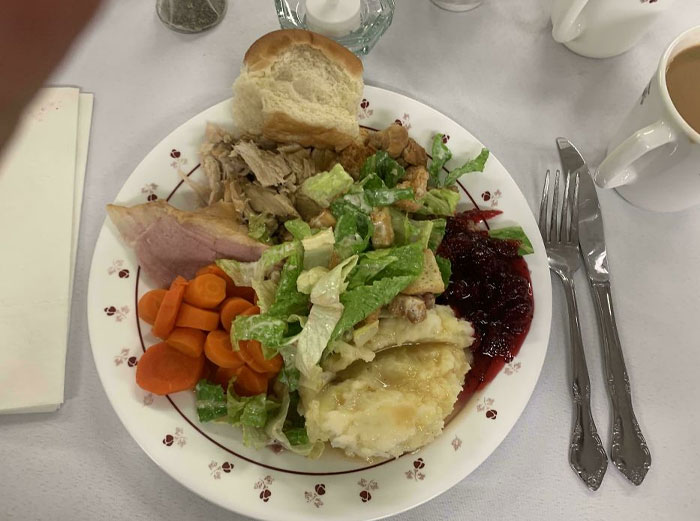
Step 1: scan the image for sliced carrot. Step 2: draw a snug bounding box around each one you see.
[152,276,188,339]
[240,305,260,317]
[135,341,205,395]
[204,330,246,369]
[228,285,257,303]
[138,289,167,325]
[166,327,206,358]
[234,365,269,396]
[220,297,254,333]
[183,273,226,309]
[176,303,220,331]
[196,264,256,301]
[239,340,283,375]
[212,365,243,390]
[197,264,236,294]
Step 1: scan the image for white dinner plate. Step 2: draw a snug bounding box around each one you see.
[87,86,552,521]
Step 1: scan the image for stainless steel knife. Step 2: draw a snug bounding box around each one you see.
[557,137,651,486]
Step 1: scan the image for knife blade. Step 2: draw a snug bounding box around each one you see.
[555,138,609,282]
[556,137,651,486]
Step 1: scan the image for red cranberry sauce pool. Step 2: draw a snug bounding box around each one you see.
[437,209,534,401]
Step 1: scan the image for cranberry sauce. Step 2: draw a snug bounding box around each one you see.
[437,209,534,401]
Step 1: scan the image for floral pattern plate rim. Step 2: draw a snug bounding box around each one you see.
[87,86,552,521]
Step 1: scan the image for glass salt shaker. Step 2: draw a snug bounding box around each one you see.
[275,0,395,56]
[431,0,482,12]
[156,0,228,33]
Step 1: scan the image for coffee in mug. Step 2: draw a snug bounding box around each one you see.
[594,26,700,212]
[666,46,700,134]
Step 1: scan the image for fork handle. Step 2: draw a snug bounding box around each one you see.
[560,273,608,490]
[590,281,651,485]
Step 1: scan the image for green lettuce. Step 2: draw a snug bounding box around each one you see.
[247,213,276,244]
[360,150,405,187]
[365,187,414,207]
[194,380,280,448]
[428,134,452,187]
[296,267,329,294]
[195,379,227,422]
[264,386,323,457]
[489,226,534,255]
[346,250,397,290]
[371,242,424,280]
[284,218,313,240]
[299,163,354,208]
[416,188,460,216]
[428,218,446,251]
[330,200,373,259]
[443,148,490,187]
[435,255,452,287]
[332,275,415,341]
[295,256,357,377]
[218,241,300,286]
[267,249,308,318]
[301,228,334,269]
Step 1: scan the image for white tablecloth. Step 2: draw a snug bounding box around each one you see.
[2,1,699,519]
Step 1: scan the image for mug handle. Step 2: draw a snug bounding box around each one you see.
[552,0,590,43]
[594,119,677,189]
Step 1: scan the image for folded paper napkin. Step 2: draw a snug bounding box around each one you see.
[0,87,93,413]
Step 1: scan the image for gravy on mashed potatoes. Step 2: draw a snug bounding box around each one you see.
[302,342,470,460]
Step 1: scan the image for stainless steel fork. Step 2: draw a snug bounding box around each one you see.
[539,170,608,491]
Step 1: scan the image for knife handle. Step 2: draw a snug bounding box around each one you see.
[590,281,651,485]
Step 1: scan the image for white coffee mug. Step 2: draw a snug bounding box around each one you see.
[594,26,700,212]
[551,0,672,59]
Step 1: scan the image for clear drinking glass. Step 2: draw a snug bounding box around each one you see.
[156,0,228,33]
[275,0,395,56]
[431,0,482,12]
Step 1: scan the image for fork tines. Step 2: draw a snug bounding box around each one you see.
[539,169,580,244]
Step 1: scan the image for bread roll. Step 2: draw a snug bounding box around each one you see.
[232,29,364,150]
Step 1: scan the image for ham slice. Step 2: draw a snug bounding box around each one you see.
[107,200,267,287]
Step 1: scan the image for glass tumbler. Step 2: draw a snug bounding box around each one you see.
[156,0,228,33]
[431,0,482,12]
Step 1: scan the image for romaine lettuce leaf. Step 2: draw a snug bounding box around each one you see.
[295,256,358,377]
[232,314,288,348]
[332,275,415,341]
[217,240,300,287]
[428,134,452,187]
[428,218,446,251]
[277,345,300,392]
[371,242,424,280]
[330,200,373,260]
[247,213,276,244]
[301,228,334,270]
[284,218,313,240]
[416,188,460,216]
[299,163,354,208]
[365,187,414,207]
[346,250,397,290]
[410,220,434,249]
[489,226,534,255]
[195,380,281,448]
[264,386,323,457]
[195,380,227,422]
[435,255,452,287]
[360,150,405,187]
[443,148,489,187]
[267,249,308,318]
[297,267,329,294]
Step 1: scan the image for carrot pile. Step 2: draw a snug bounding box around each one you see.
[135,264,281,398]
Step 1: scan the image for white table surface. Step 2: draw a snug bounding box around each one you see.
[2,0,700,519]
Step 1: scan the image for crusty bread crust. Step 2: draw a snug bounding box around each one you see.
[263,111,357,150]
[243,29,363,79]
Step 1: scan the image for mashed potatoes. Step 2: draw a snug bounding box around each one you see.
[302,342,469,460]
